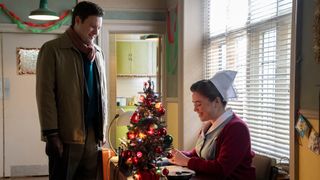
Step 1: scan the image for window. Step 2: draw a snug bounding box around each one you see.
[204,0,292,161]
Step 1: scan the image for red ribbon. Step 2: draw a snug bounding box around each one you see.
[0,3,71,28]
[167,5,178,44]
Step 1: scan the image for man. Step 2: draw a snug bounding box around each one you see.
[36,1,107,180]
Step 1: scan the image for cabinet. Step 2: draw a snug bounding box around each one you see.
[116,41,157,76]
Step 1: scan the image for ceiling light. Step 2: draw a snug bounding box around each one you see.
[28,0,59,21]
[140,34,159,41]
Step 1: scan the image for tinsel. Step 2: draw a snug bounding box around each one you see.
[0,3,72,33]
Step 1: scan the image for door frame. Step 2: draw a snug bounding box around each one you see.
[100,20,166,148]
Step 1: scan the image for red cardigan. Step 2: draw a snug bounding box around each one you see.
[184,115,256,179]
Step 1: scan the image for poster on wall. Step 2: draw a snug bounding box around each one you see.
[16,47,39,75]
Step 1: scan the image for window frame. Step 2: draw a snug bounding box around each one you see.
[203,0,295,164]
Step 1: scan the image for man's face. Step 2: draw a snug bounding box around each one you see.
[74,15,102,44]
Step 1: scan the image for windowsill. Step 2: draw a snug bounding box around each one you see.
[117,74,156,77]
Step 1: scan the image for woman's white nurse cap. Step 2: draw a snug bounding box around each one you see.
[209,70,237,101]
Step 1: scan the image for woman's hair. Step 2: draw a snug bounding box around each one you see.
[71,1,104,28]
[190,80,227,106]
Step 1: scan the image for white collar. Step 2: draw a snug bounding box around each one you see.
[205,108,233,135]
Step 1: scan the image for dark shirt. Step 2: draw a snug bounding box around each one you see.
[82,53,98,128]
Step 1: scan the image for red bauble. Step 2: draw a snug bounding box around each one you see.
[167,152,173,159]
[145,99,152,106]
[147,130,154,135]
[155,146,162,153]
[130,112,140,123]
[132,156,139,165]
[162,168,169,176]
[127,131,136,139]
[122,150,132,159]
[158,127,167,136]
[137,151,143,158]
[157,107,165,115]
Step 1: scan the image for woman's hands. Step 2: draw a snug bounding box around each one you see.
[168,148,191,167]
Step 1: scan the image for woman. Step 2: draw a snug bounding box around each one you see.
[169,70,256,179]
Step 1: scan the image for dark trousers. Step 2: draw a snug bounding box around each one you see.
[46,127,99,180]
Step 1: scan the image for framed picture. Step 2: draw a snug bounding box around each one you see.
[16,47,39,75]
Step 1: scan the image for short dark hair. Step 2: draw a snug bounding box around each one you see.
[71,1,104,28]
[190,80,227,106]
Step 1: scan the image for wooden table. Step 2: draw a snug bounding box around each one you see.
[109,157,212,180]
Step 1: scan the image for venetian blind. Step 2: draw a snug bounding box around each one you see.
[203,0,292,161]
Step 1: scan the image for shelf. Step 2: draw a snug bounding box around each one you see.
[118,106,136,111]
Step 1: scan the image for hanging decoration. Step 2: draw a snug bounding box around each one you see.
[295,114,311,138]
[165,5,178,75]
[308,130,320,154]
[295,112,320,155]
[0,3,72,33]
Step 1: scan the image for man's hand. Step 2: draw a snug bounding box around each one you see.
[46,134,63,157]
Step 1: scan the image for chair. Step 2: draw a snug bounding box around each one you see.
[252,154,278,180]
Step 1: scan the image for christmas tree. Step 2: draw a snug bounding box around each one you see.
[119,80,173,179]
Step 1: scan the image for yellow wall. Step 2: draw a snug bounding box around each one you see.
[298,119,320,180]
[166,102,179,148]
[299,0,320,179]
